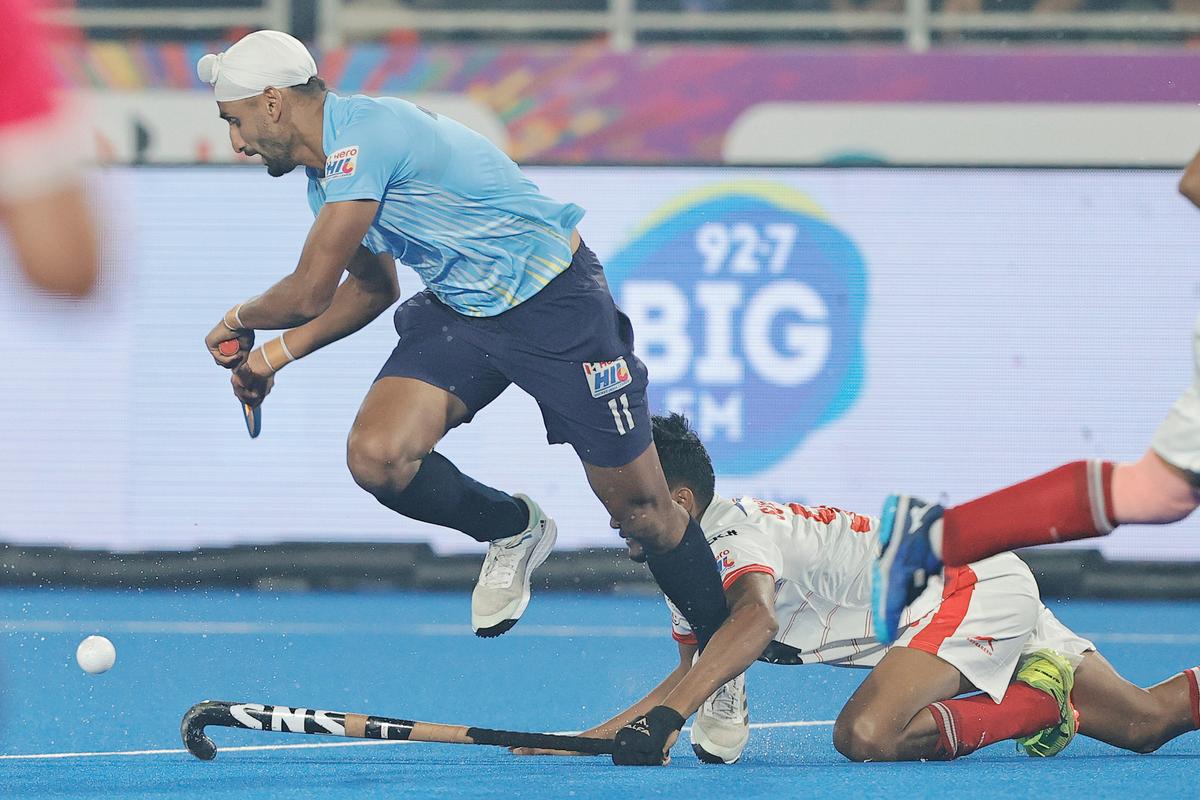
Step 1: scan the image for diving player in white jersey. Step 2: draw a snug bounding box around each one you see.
[515,415,1200,765]
[194,33,730,740]
[873,153,1200,645]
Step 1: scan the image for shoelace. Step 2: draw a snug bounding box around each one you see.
[479,542,527,588]
[707,681,744,720]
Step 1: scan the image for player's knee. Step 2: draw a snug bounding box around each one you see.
[833,711,899,762]
[346,430,423,494]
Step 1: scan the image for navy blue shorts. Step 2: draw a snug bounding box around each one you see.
[376,241,653,468]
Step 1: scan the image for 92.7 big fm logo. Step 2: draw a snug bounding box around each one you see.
[605,182,867,476]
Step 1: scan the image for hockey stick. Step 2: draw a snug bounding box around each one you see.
[181,700,615,760]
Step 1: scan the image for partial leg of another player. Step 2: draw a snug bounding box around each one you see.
[874,316,1200,644]
[833,647,1070,761]
[1071,651,1200,753]
[875,451,1200,643]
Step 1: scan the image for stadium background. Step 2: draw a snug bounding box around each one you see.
[2,2,1200,794]
[3,1,1198,597]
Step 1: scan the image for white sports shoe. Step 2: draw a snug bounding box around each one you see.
[471,494,557,638]
[691,672,749,764]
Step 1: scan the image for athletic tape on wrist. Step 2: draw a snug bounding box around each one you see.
[278,332,297,363]
[260,335,297,374]
[223,303,245,332]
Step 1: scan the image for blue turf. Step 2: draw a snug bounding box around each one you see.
[1,589,1197,798]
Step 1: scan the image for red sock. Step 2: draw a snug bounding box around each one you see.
[942,460,1115,566]
[1185,668,1200,729]
[926,684,1062,760]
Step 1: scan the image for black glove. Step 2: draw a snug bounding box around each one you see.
[612,706,685,766]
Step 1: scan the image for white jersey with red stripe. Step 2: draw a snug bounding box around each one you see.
[668,494,883,666]
[668,494,1095,700]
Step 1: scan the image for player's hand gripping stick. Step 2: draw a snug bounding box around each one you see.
[218,340,262,438]
[612,706,685,766]
[181,700,616,760]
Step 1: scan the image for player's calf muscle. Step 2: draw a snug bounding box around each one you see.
[1122,721,1175,754]
[1085,700,1177,754]
[1076,680,1194,753]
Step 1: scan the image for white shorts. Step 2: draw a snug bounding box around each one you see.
[1152,313,1200,475]
[894,553,1094,702]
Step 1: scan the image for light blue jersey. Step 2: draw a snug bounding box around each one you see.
[305,93,584,317]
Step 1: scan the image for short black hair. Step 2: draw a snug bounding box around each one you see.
[290,76,327,96]
[652,413,715,510]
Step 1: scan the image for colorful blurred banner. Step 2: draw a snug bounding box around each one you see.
[56,43,1200,165]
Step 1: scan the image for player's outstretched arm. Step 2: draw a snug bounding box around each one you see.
[509,643,697,757]
[606,572,777,766]
[513,573,777,762]
[657,572,777,722]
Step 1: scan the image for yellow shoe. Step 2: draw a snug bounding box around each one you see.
[1015,649,1078,757]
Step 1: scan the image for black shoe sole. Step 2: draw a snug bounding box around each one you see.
[692,742,737,764]
[474,618,518,638]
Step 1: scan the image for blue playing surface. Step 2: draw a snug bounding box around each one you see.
[1,589,1196,798]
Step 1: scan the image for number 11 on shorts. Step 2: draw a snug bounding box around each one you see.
[608,393,635,435]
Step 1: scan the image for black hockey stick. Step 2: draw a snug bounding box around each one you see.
[181,700,615,760]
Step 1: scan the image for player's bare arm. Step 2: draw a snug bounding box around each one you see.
[2,184,99,298]
[277,246,399,358]
[205,198,381,368]
[509,641,697,757]
[228,245,400,408]
[657,572,776,722]
[513,570,775,760]
[593,571,773,735]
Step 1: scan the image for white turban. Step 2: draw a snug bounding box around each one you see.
[197,30,318,103]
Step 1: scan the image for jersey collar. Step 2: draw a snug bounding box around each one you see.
[699,493,740,531]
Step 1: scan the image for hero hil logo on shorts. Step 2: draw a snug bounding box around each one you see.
[606,182,868,475]
[585,358,636,435]
[583,358,632,398]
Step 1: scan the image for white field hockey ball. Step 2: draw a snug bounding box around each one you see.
[76,635,117,675]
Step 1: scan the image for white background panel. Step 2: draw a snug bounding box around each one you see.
[0,166,1195,559]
